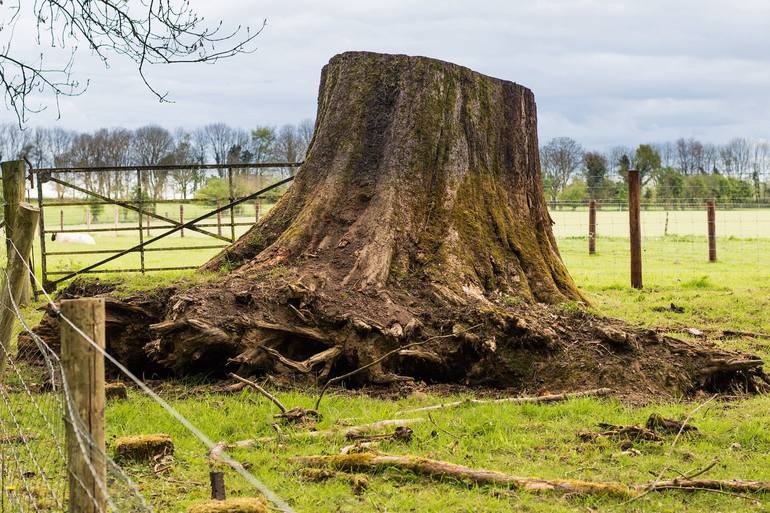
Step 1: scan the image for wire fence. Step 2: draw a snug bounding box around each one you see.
[1,236,296,512]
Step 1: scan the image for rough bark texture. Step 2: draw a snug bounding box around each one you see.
[22,52,767,398]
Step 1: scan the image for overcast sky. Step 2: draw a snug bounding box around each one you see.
[6,0,770,149]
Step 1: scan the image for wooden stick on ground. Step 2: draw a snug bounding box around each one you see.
[395,388,613,416]
[292,453,770,498]
[229,373,287,414]
[230,418,425,448]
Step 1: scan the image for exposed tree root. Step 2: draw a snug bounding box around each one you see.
[395,388,613,416]
[292,453,770,497]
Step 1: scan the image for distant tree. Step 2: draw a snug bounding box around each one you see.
[583,152,608,200]
[633,144,661,185]
[540,137,584,200]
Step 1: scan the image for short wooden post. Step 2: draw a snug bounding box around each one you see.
[60,209,65,231]
[0,204,39,377]
[707,199,716,262]
[1,160,31,305]
[216,200,222,236]
[588,199,596,255]
[146,214,151,236]
[180,204,185,238]
[255,199,261,222]
[628,168,642,289]
[209,471,226,500]
[61,298,106,513]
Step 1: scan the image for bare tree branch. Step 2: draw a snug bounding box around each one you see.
[0,0,264,124]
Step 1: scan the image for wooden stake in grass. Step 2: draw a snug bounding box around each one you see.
[0,204,39,377]
[707,198,716,262]
[588,199,596,255]
[628,168,642,289]
[61,298,107,513]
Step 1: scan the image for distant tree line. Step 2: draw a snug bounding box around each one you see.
[541,137,770,206]
[0,121,313,201]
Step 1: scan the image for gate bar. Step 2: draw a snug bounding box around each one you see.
[48,176,294,286]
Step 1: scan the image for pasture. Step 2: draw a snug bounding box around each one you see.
[4,206,770,512]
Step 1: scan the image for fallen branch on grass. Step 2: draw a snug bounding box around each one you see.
[720,330,770,340]
[229,418,425,448]
[394,388,613,416]
[292,453,770,498]
[229,372,319,424]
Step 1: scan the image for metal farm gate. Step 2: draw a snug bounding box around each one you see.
[31,162,300,291]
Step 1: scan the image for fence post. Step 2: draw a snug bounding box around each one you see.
[0,204,39,377]
[707,198,716,262]
[1,160,31,306]
[61,297,106,513]
[255,199,260,222]
[628,168,642,289]
[180,204,185,238]
[60,209,64,232]
[588,199,596,255]
[85,208,91,231]
[209,471,226,500]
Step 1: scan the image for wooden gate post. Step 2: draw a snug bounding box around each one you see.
[0,204,39,377]
[1,160,31,305]
[61,298,106,513]
[628,169,642,289]
[707,199,716,262]
[588,199,597,255]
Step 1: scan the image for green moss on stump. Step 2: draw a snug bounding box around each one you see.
[187,498,267,513]
[114,434,173,462]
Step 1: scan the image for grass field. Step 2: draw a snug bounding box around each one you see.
[3,208,770,512]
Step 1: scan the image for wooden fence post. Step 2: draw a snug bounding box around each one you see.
[1,160,31,305]
[209,471,226,500]
[61,297,106,513]
[588,199,596,255]
[707,199,716,262]
[60,209,64,232]
[255,199,260,222]
[628,168,642,289]
[0,204,39,377]
[180,204,185,238]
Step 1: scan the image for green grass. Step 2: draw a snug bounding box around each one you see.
[3,212,770,511]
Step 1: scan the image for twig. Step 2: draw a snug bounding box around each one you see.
[230,418,425,448]
[313,324,482,411]
[623,395,717,507]
[427,412,461,440]
[229,373,287,414]
[395,388,613,416]
[684,458,719,480]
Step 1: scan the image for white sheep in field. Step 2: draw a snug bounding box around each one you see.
[51,232,96,245]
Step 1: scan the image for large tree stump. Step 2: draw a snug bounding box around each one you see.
[25,52,767,397]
